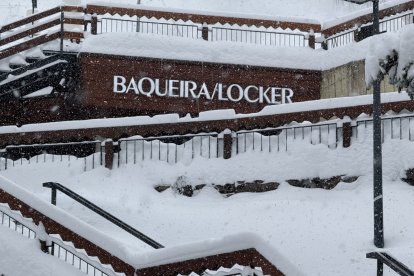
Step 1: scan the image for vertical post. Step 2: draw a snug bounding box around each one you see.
[373,0,380,35]
[372,0,384,249]
[223,133,232,159]
[39,240,48,253]
[377,259,383,276]
[201,23,209,41]
[60,7,64,55]
[105,140,114,170]
[91,14,98,35]
[51,187,57,205]
[308,29,315,49]
[342,122,352,148]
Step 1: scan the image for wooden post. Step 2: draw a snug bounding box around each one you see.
[308,29,315,49]
[91,14,98,35]
[105,140,114,169]
[223,132,232,159]
[201,23,209,41]
[342,122,352,148]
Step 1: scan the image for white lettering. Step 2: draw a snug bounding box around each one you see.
[168,80,180,97]
[126,77,139,95]
[271,88,282,104]
[198,83,212,100]
[227,84,244,102]
[218,83,227,101]
[155,79,168,96]
[244,85,259,103]
[113,76,127,93]
[185,81,198,99]
[138,77,155,96]
[259,86,272,104]
[113,75,295,105]
[282,88,294,104]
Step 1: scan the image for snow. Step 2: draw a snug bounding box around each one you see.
[0,0,402,27]
[2,120,414,275]
[0,174,138,267]
[80,25,413,71]
[1,0,414,275]
[0,225,85,276]
[365,24,414,85]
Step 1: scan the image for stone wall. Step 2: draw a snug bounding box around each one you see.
[321,60,397,99]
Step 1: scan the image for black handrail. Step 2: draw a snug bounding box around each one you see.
[43,182,163,249]
[367,251,414,276]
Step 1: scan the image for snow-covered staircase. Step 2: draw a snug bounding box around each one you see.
[0,6,83,100]
[0,51,79,100]
[0,180,137,276]
[0,202,125,276]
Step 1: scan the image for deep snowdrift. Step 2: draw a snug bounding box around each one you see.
[0,226,85,276]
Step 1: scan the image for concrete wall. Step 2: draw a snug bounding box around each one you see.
[321,60,397,99]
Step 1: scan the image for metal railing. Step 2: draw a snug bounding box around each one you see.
[117,133,222,167]
[234,122,340,155]
[0,141,104,172]
[325,29,354,49]
[0,205,37,239]
[367,251,414,276]
[48,236,119,276]
[380,12,414,33]
[43,182,163,249]
[99,17,200,38]
[0,204,120,276]
[211,26,307,47]
[326,10,414,49]
[354,114,414,143]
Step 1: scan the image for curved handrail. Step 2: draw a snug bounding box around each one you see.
[43,182,164,249]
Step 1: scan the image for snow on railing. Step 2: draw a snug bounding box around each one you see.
[0,202,122,276]
[0,141,104,172]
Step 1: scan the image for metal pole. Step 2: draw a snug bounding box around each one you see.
[372,0,384,249]
[51,188,57,205]
[60,7,64,55]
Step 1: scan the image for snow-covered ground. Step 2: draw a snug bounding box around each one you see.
[1,0,414,275]
[0,226,85,276]
[2,123,414,275]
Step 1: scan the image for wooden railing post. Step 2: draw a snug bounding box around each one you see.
[223,130,233,159]
[201,23,209,41]
[308,29,315,49]
[104,140,114,169]
[342,120,352,148]
[91,14,98,35]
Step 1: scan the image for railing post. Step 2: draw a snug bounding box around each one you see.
[105,140,114,170]
[377,259,384,276]
[321,40,328,50]
[51,187,57,205]
[60,6,64,54]
[91,14,98,35]
[39,240,48,253]
[223,130,232,159]
[342,121,352,148]
[201,23,209,41]
[308,29,315,49]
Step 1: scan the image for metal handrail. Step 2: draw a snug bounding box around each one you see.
[43,182,163,249]
[367,252,414,276]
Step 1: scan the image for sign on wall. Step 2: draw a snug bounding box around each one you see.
[80,53,321,115]
[113,76,295,105]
